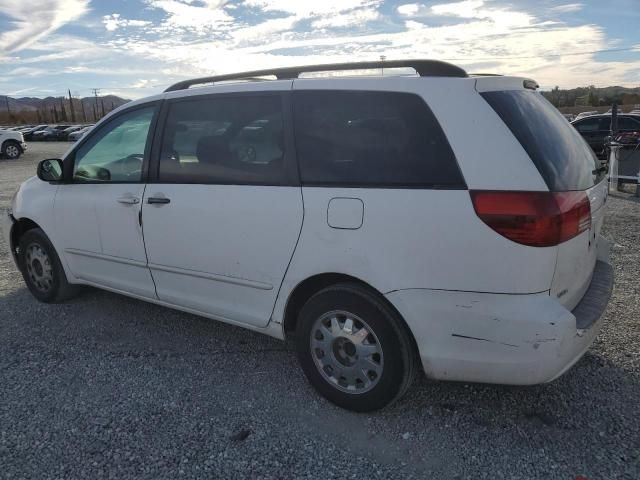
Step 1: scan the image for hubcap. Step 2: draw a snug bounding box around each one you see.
[24,243,53,292]
[310,310,384,394]
[6,145,19,158]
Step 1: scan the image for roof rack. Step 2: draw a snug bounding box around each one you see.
[164,59,467,92]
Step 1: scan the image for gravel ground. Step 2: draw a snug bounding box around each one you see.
[1,142,639,479]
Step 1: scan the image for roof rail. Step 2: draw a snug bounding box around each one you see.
[164,59,467,92]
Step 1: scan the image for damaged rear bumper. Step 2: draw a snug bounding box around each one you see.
[386,242,613,386]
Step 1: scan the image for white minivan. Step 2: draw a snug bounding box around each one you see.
[2,60,613,411]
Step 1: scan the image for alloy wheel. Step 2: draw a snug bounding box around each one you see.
[310,310,384,394]
[24,243,54,293]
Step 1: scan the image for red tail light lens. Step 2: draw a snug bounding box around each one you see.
[470,190,591,247]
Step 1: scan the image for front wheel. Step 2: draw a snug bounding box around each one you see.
[296,283,417,412]
[18,228,80,303]
[2,141,21,159]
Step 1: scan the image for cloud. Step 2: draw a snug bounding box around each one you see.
[242,0,380,16]
[103,13,151,32]
[311,7,380,29]
[111,0,640,91]
[0,0,90,52]
[430,0,485,18]
[238,0,382,37]
[231,15,300,43]
[1,0,639,99]
[397,4,423,17]
[550,3,584,14]
[144,0,234,33]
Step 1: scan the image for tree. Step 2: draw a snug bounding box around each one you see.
[59,97,67,121]
[550,86,561,107]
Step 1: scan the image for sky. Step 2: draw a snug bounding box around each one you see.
[0,0,639,99]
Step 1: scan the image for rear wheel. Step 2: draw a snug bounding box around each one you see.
[18,228,80,303]
[2,141,21,159]
[296,283,417,412]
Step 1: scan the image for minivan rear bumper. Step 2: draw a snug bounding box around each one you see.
[386,237,613,385]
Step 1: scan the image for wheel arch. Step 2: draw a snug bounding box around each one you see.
[2,138,21,150]
[9,217,42,264]
[282,272,419,354]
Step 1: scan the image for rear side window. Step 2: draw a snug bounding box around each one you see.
[293,91,464,188]
[481,90,600,191]
[619,116,640,130]
[574,117,607,133]
[158,94,286,185]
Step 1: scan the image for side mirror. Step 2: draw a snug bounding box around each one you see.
[37,158,63,182]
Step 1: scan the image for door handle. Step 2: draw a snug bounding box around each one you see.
[117,197,140,204]
[147,197,170,204]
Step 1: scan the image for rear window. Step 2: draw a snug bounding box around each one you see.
[481,90,600,191]
[293,91,464,188]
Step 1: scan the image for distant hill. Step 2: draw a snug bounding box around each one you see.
[542,86,640,109]
[5,95,130,112]
[0,95,131,124]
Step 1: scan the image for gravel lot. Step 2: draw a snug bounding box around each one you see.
[1,142,639,479]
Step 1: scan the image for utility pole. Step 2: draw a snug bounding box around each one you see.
[80,98,87,122]
[4,95,10,123]
[68,89,76,123]
[380,55,386,76]
[91,88,101,120]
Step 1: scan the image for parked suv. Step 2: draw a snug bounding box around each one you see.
[2,60,614,411]
[0,127,27,159]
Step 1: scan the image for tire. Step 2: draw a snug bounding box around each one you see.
[18,228,80,303]
[296,283,417,412]
[2,140,21,159]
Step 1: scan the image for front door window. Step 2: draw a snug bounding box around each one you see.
[73,107,155,182]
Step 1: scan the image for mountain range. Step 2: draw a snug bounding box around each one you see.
[2,95,130,113]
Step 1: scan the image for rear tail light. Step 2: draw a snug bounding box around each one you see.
[470,190,591,247]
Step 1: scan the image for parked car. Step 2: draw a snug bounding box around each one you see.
[1,60,613,412]
[0,127,27,159]
[33,125,71,141]
[572,114,640,158]
[574,111,598,120]
[31,127,54,141]
[41,125,75,141]
[56,125,84,141]
[68,125,94,142]
[23,125,49,141]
